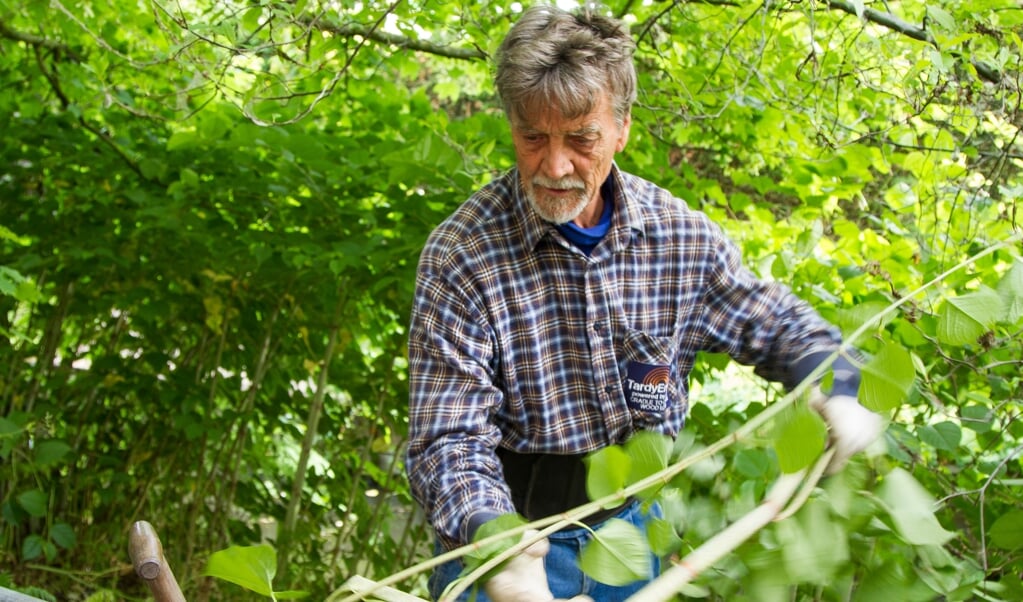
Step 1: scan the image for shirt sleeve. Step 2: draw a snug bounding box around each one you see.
[700,223,856,391]
[405,263,517,550]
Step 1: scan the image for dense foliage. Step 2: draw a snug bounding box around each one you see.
[1,0,1021,600]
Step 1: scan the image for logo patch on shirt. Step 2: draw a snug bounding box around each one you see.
[625,361,671,413]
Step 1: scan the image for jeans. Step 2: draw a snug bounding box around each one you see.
[428,500,660,602]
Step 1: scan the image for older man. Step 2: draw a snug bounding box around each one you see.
[406,4,881,601]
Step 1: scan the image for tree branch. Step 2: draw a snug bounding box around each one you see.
[32,45,144,178]
[0,18,82,61]
[825,0,1001,84]
[638,1,1002,84]
[308,21,486,62]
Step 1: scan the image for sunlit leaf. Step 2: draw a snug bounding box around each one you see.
[733,448,772,478]
[204,544,277,596]
[916,421,961,451]
[584,445,630,507]
[772,405,827,473]
[778,499,848,583]
[936,288,1004,345]
[466,514,526,564]
[860,342,915,411]
[925,6,957,30]
[996,258,1023,324]
[876,468,954,546]
[624,431,672,499]
[833,300,894,338]
[990,510,1023,550]
[960,403,994,433]
[645,516,682,557]
[579,518,651,586]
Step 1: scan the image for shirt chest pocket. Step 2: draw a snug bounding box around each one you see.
[621,327,685,428]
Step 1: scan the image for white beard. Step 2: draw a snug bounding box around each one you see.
[524,176,589,224]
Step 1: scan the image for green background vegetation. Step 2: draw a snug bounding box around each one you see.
[1,0,1021,600]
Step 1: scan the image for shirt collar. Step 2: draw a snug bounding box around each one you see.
[516,163,645,252]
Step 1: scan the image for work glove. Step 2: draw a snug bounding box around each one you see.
[809,390,883,474]
[483,530,593,602]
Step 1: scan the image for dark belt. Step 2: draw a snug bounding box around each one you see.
[496,447,634,527]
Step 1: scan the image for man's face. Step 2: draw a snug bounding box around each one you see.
[510,94,630,227]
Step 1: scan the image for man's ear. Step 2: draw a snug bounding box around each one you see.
[616,113,631,152]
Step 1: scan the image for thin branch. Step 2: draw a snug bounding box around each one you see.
[239,0,408,126]
[307,20,486,62]
[636,1,1002,84]
[825,0,1001,83]
[32,45,145,178]
[0,18,82,61]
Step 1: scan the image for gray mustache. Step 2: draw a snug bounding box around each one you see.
[533,178,585,190]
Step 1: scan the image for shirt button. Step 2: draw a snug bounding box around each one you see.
[593,321,604,332]
[604,385,616,393]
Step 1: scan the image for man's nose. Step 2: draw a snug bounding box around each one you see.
[542,139,574,180]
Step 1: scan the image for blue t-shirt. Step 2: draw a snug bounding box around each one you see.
[556,177,614,255]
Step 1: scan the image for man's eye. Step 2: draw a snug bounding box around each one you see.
[572,137,596,149]
[523,135,545,144]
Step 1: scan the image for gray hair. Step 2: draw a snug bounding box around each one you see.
[495,3,637,127]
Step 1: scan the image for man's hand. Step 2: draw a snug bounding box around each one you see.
[483,530,592,602]
[809,391,883,474]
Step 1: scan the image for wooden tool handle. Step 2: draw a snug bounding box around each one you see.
[128,521,187,602]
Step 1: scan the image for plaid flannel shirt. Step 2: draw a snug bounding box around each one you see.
[406,164,845,549]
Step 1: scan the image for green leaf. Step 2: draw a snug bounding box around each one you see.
[242,6,263,32]
[22,534,44,561]
[772,404,827,474]
[645,516,682,557]
[960,403,994,433]
[0,417,23,459]
[996,258,1023,324]
[852,560,929,602]
[876,468,954,546]
[17,489,48,518]
[733,448,772,478]
[916,421,961,451]
[50,522,77,550]
[42,539,58,562]
[849,0,865,19]
[833,300,894,339]
[925,6,957,31]
[204,544,277,596]
[624,431,672,499]
[778,499,849,583]
[936,288,1004,346]
[466,514,526,564]
[860,342,915,411]
[0,266,42,303]
[579,518,651,586]
[33,439,71,467]
[584,445,630,507]
[0,224,31,245]
[989,510,1023,550]
[166,130,199,151]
